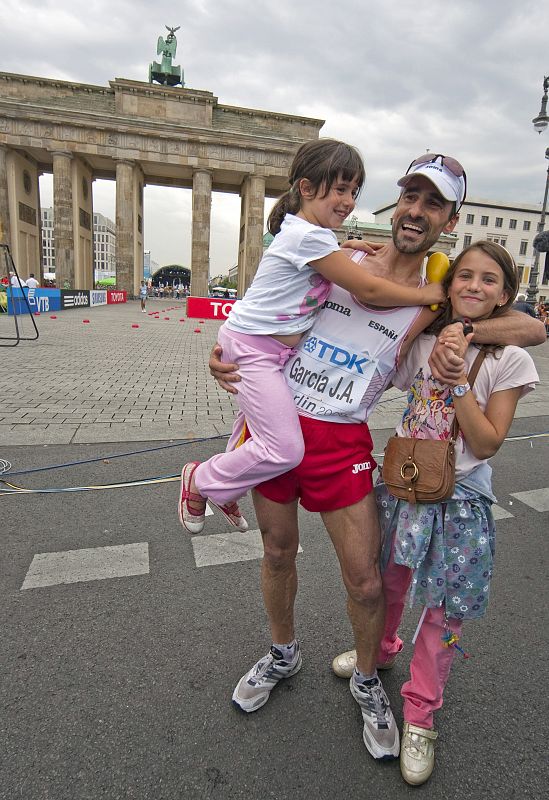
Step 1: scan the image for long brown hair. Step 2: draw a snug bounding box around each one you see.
[267,139,365,235]
[428,240,519,337]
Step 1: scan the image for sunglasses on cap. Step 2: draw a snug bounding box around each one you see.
[405,153,467,210]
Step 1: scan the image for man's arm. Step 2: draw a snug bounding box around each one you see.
[429,310,546,383]
[460,309,545,347]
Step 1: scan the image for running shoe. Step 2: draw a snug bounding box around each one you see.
[350,675,400,760]
[232,644,302,713]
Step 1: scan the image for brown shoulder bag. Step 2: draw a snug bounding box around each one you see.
[381,350,486,503]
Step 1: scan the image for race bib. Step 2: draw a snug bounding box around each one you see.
[284,333,378,418]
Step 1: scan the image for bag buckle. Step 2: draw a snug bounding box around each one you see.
[400,457,419,483]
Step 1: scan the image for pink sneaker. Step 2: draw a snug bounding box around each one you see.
[178,462,206,533]
[209,499,249,532]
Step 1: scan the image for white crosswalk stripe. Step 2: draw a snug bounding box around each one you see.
[510,488,549,512]
[21,543,149,590]
[18,489,549,588]
[192,529,303,568]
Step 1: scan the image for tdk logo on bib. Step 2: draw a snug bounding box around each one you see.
[302,336,369,374]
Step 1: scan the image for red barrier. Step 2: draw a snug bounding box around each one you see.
[186,296,236,320]
[107,290,127,304]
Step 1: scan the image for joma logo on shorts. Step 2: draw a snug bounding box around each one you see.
[352,461,371,474]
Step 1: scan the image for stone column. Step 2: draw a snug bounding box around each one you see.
[115,159,135,294]
[52,150,74,289]
[237,175,266,296]
[191,169,212,297]
[0,145,11,251]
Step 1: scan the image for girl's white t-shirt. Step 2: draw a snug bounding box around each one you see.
[226,214,339,336]
[392,335,539,480]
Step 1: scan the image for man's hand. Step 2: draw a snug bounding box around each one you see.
[341,239,384,255]
[209,343,240,394]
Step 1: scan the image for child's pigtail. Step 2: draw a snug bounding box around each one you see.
[267,184,302,236]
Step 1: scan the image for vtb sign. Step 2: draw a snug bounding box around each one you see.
[186,296,236,320]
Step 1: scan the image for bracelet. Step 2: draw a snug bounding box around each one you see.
[449,317,474,336]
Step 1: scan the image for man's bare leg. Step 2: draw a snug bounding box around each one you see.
[231,491,301,713]
[322,492,399,760]
[252,489,300,644]
[321,492,384,675]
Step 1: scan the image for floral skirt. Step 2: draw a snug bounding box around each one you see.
[376,482,496,620]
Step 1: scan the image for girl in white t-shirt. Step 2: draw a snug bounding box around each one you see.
[178,138,445,533]
[334,240,538,786]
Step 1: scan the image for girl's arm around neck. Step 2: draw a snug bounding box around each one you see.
[310,250,445,308]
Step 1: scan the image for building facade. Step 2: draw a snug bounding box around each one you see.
[40,208,116,281]
[93,212,116,279]
[374,198,549,300]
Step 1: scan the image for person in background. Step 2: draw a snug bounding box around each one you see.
[139,280,147,312]
[512,292,537,317]
[25,273,39,289]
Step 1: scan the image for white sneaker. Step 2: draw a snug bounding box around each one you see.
[400,722,438,785]
[232,644,302,713]
[350,675,400,760]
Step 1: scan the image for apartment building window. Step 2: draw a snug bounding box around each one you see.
[481,215,489,226]
[495,217,503,228]
[464,235,472,247]
[520,241,528,256]
[523,221,531,231]
[509,219,517,229]
[466,214,474,224]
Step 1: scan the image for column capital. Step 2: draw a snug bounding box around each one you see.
[193,168,212,178]
[50,149,73,159]
[115,158,135,168]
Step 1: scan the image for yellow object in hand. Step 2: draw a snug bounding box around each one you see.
[426,252,450,310]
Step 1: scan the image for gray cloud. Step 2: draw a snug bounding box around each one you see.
[3,0,549,272]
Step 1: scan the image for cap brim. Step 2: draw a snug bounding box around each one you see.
[397,171,457,203]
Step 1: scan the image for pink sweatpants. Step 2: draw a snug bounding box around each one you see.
[194,326,305,505]
[378,541,463,729]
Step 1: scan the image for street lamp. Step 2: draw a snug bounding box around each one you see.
[528,78,549,304]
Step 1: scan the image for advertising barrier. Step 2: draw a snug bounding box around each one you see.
[90,289,108,307]
[186,296,236,320]
[7,287,62,315]
[107,290,127,304]
[61,290,90,309]
[6,287,127,314]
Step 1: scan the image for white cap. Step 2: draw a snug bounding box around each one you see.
[397,159,466,210]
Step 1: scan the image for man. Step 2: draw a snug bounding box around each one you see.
[209,154,545,762]
[9,271,20,287]
[25,273,39,289]
[512,292,537,317]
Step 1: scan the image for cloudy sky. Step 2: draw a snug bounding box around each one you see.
[3,0,549,274]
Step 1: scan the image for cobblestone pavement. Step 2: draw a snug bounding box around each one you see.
[1,298,548,445]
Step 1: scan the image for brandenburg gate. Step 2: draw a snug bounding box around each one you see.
[0,71,323,296]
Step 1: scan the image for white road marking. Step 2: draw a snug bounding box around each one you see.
[492,505,514,520]
[510,488,549,513]
[21,543,150,590]
[192,529,303,568]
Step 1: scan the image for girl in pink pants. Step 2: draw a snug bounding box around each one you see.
[178,139,442,534]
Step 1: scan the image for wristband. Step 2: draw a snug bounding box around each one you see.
[449,317,474,336]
